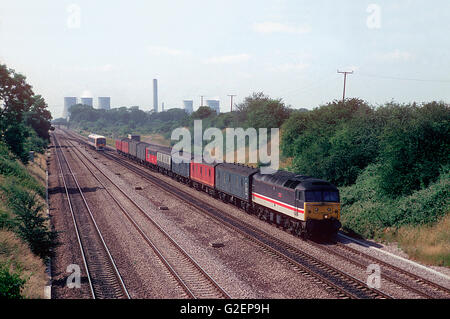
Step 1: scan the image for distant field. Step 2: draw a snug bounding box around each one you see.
[141,134,171,147]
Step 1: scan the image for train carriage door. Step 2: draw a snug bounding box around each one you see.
[295,190,305,220]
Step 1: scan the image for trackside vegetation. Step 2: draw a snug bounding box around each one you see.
[0,62,55,298]
[66,94,449,266]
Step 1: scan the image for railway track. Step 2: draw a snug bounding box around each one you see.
[61,133,230,299]
[316,241,450,299]
[53,134,130,299]
[63,129,450,299]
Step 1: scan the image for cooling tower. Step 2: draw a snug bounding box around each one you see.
[98,97,111,110]
[63,97,77,119]
[80,97,93,107]
[206,100,220,114]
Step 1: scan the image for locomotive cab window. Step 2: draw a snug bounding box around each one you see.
[305,190,339,202]
[323,191,339,202]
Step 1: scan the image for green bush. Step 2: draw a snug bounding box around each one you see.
[1,181,58,260]
[376,102,450,197]
[340,165,450,238]
[282,99,380,186]
[0,263,26,299]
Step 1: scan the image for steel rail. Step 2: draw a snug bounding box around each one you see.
[64,134,230,299]
[53,133,130,299]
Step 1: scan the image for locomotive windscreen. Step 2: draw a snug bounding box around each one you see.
[305,190,339,202]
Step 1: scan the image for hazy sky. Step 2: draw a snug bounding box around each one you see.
[0,0,449,118]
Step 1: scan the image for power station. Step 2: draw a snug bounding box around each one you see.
[63,80,230,116]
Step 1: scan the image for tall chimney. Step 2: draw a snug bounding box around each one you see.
[153,79,158,113]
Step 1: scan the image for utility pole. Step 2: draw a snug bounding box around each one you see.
[200,95,204,107]
[228,94,236,112]
[337,70,353,103]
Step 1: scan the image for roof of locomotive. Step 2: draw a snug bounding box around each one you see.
[253,170,338,191]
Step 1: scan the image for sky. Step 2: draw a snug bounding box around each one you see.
[0,0,449,118]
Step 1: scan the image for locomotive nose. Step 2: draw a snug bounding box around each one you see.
[305,203,340,221]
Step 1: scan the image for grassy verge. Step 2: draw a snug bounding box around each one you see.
[382,214,450,267]
[0,143,56,298]
[0,230,47,298]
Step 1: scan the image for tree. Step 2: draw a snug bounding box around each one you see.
[377,102,450,197]
[191,106,216,119]
[0,63,52,161]
[283,99,377,186]
[235,92,291,128]
[0,64,34,125]
[25,95,52,140]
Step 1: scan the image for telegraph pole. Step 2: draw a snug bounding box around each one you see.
[337,70,353,103]
[228,94,236,112]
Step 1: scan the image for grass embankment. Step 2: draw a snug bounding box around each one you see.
[340,164,450,267]
[0,143,54,298]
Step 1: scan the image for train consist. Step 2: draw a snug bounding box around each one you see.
[88,134,107,151]
[115,137,341,239]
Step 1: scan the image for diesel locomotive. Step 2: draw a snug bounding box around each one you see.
[115,137,341,239]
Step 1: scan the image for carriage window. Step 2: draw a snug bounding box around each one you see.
[297,191,305,201]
